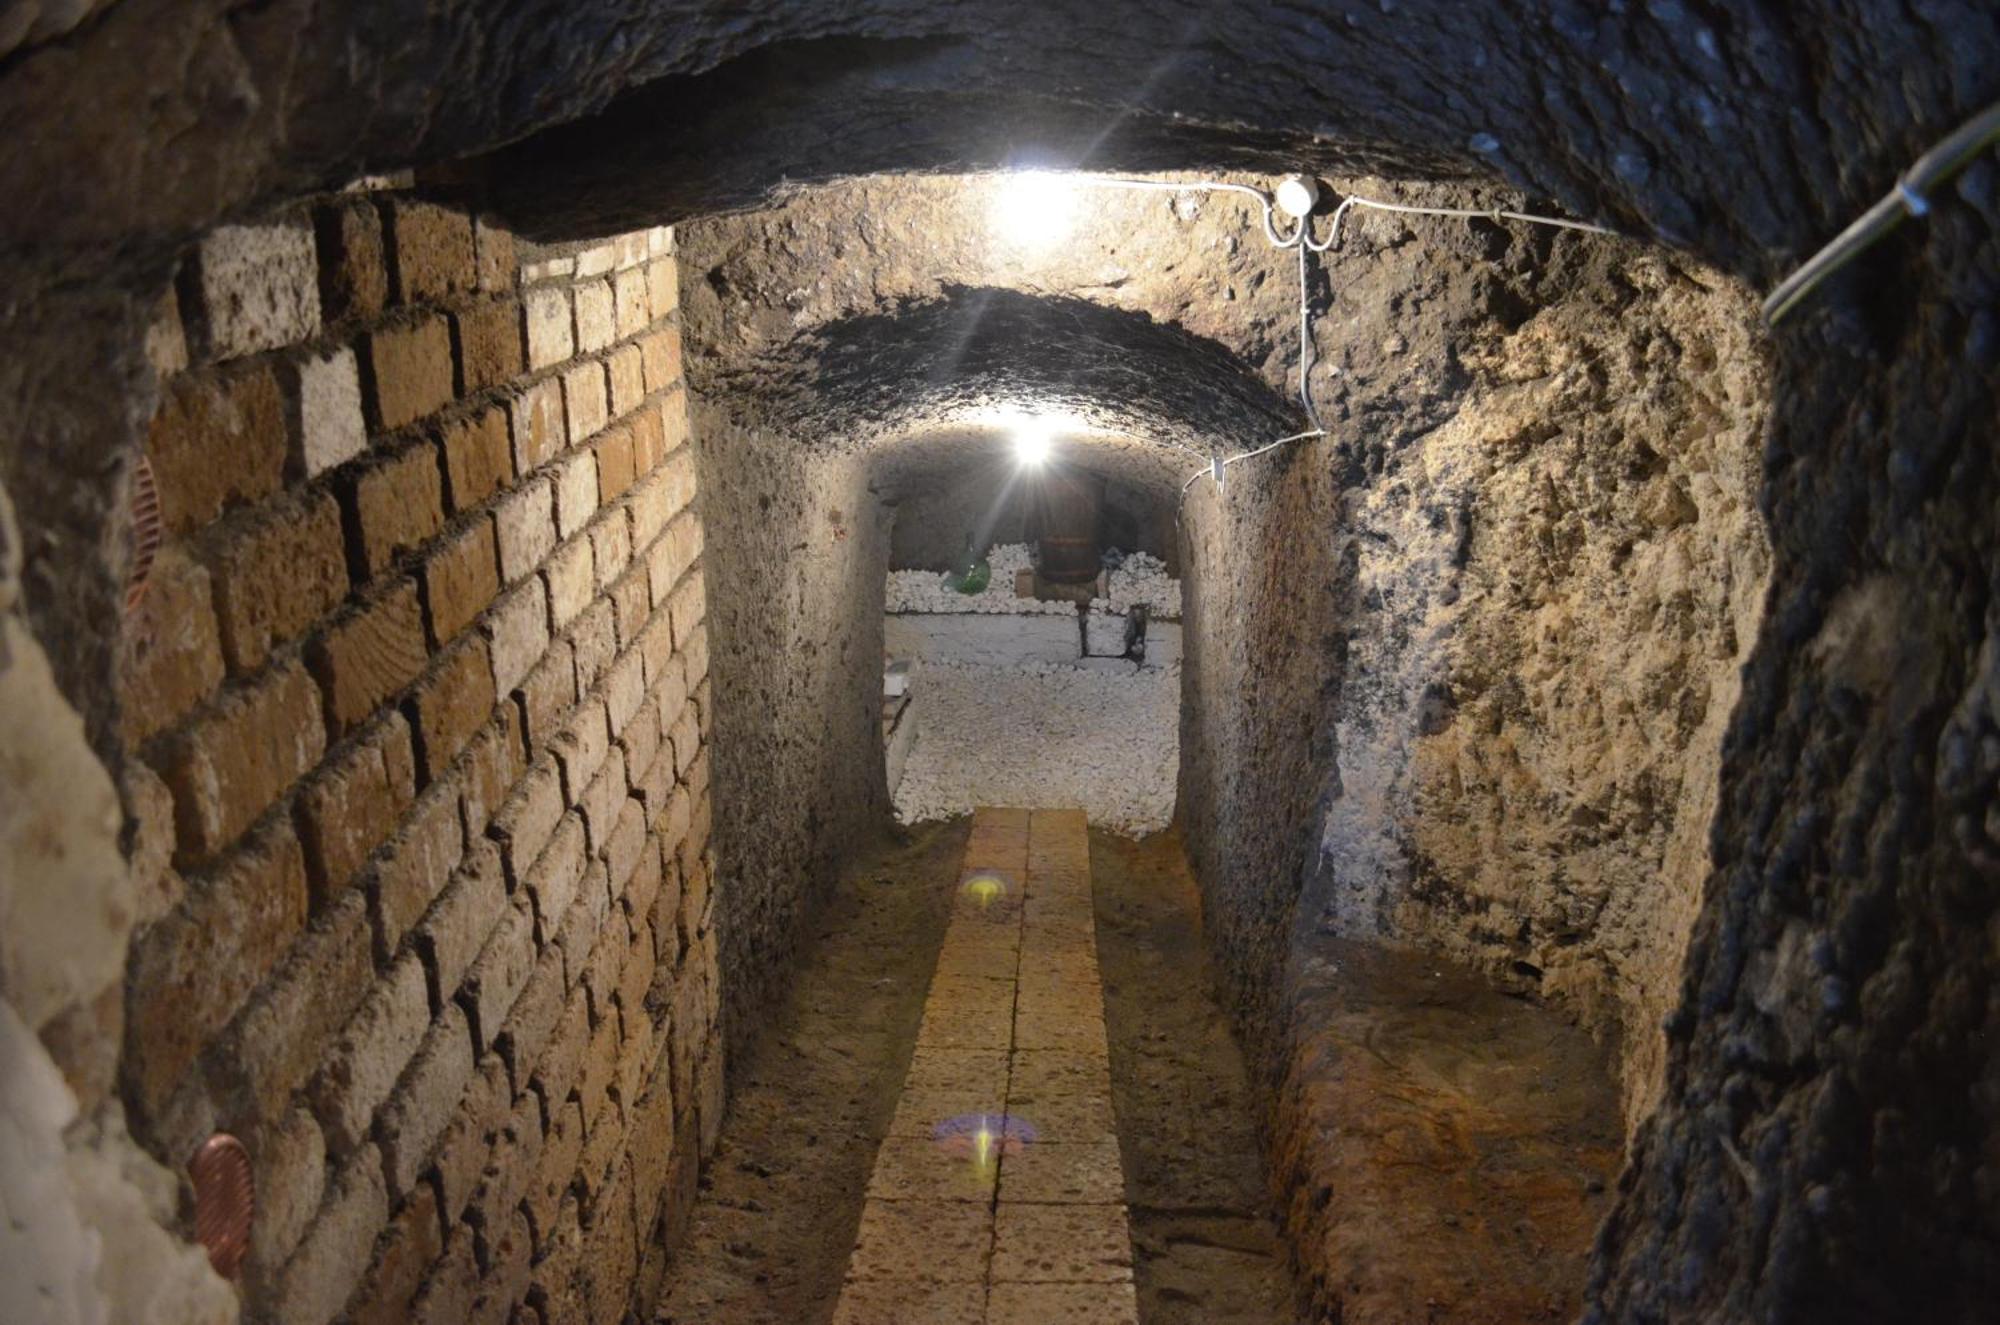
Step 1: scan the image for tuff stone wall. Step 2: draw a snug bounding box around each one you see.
[109,196,717,1324]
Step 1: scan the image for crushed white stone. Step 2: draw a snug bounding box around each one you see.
[885,543,1180,619]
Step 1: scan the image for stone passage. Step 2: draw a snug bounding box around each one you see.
[833,808,1139,1324]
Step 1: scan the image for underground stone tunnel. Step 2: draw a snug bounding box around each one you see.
[0,5,1997,1325]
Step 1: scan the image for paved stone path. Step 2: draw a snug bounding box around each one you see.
[832,807,1140,1324]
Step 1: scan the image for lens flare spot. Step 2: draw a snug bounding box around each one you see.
[961,871,1009,909]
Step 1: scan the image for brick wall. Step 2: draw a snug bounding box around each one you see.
[115,192,718,1324]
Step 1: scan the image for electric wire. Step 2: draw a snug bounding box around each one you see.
[1763,100,2000,325]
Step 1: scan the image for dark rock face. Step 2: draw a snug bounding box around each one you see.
[1,3,1997,1319]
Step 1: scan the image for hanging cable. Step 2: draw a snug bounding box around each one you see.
[1763,100,2000,325]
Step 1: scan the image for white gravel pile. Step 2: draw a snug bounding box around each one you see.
[891,657,1179,836]
[885,543,1180,619]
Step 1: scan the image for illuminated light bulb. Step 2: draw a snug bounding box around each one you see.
[990,171,1078,250]
[1012,418,1055,466]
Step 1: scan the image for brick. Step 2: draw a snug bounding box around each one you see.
[659,385,690,453]
[216,891,373,1122]
[485,577,550,697]
[576,1009,621,1129]
[523,286,573,370]
[491,758,564,885]
[309,579,429,733]
[657,446,696,525]
[607,344,645,420]
[645,259,678,323]
[638,324,682,395]
[623,849,663,950]
[573,279,615,353]
[120,544,225,745]
[206,490,350,673]
[441,404,515,513]
[435,1054,514,1224]
[551,699,609,805]
[627,396,665,475]
[123,821,310,1119]
[525,1099,584,1242]
[572,604,616,696]
[419,840,508,1010]
[605,798,646,896]
[412,633,496,780]
[296,712,417,901]
[509,378,567,474]
[604,651,645,739]
[628,1076,677,1236]
[578,754,627,854]
[493,478,556,584]
[669,573,705,650]
[465,899,537,1050]
[380,1003,477,1199]
[310,953,430,1153]
[317,199,390,323]
[517,640,577,754]
[146,364,288,535]
[472,1209,535,1325]
[498,947,567,1094]
[185,220,321,361]
[545,536,594,629]
[648,512,701,607]
[681,626,708,692]
[575,242,617,278]
[289,346,368,476]
[389,199,476,304]
[552,450,598,540]
[372,773,466,958]
[412,1224,481,1325]
[534,1195,586,1321]
[525,814,588,946]
[612,268,650,339]
[611,570,650,649]
[367,314,455,431]
[452,298,524,396]
[668,703,700,780]
[534,987,591,1122]
[460,706,527,842]
[423,516,500,647]
[348,1182,444,1325]
[618,701,660,800]
[475,219,518,292]
[560,863,613,999]
[277,1144,388,1325]
[348,441,445,575]
[577,1099,625,1211]
[159,659,326,863]
[589,515,631,593]
[246,1107,326,1286]
[562,361,607,444]
[594,425,636,504]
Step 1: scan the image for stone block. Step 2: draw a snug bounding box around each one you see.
[216,890,373,1123]
[379,1002,477,1199]
[246,1106,326,1287]
[348,440,445,576]
[388,199,476,305]
[493,477,556,584]
[434,1053,514,1225]
[454,297,526,394]
[639,324,682,395]
[604,651,645,739]
[552,450,598,541]
[551,699,609,806]
[309,953,430,1154]
[277,1143,389,1325]
[367,314,455,431]
[441,404,515,513]
[206,489,350,673]
[185,220,321,361]
[611,570,650,652]
[524,1100,584,1244]
[158,658,326,863]
[627,396,665,476]
[669,572,705,650]
[484,576,550,698]
[490,757,564,886]
[422,515,500,647]
[532,985,591,1117]
[525,814,588,946]
[645,258,678,323]
[411,1223,481,1324]
[123,820,311,1119]
[471,1208,535,1325]
[295,711,417,901]
[607,344,645,421]
[509,377,566,474]
[612,268,650,339]
[570,598,616,693]
[523,286,573,370]
[119,544,224,745]
[516,639,577,754]
[589,507,631,589]
[572,279,615,353]
[411,633,496,780]
[498,945,567,1095]
[309,578,429,733]
[289,346,368,476]
[419,839,508,1011]
[594,425,635,504]
[474,219,517,292]
[347,1181,443,1325]
[544,535,594,629]
[146,364,289,535]
[458,706,527,843]
[562,361,607,445]
[370,775,466,960]
[316,199,390,323]
[465,899,537,1051]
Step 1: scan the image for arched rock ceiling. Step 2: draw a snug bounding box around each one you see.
[1,0,1992,278]
[696,287,1298,499]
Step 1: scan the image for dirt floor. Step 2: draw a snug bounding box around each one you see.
[653,820,1302,1323]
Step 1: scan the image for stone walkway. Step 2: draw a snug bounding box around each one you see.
[832,807,1140,1324]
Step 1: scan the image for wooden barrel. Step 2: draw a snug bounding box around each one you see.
[1032,467,1104,584]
